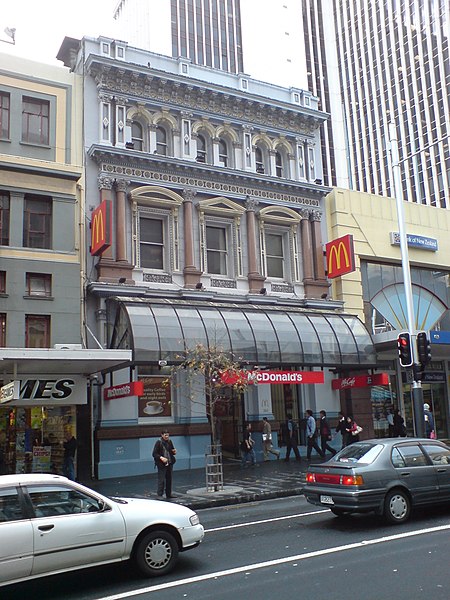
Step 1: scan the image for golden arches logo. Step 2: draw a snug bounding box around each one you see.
[326,234,355,278]
[90,200,111,256]
[92,210,105,246]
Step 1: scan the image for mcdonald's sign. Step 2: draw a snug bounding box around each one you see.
[326,234,355,279]
[90,200,112,256]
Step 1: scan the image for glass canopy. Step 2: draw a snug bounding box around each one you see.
[109,298,377,368]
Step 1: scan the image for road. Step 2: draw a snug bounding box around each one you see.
[3,497,450,600]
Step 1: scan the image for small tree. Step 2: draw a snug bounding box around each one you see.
[167,343,250,448]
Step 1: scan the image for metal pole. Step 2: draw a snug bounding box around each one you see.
[388,123,424,437]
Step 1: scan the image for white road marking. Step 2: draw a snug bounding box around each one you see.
[205,509,329,532]
[94,522,450,600]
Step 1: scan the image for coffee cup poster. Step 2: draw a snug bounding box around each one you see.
[138,377,172,418]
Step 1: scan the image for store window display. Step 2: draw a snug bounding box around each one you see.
[0,406,76,475]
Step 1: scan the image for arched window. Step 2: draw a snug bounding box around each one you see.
[275,151,284,177]
[156,126,168,155]
[255,146,265,173]
[131,121,144,151]
[218,139,228,167]
[196,134,207,163]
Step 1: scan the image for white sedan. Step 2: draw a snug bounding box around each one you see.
[0,473,204,587]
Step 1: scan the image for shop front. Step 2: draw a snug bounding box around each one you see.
[95,297,378,478]
[0,348,132,478]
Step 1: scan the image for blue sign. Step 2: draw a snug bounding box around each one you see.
[390,232,438,251]
[430,330,450,345]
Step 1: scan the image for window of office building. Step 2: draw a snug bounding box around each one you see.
[25,273,52,297]
[206,225,228,275]
[139,217,165,270]
[23,196,52,249]
[265,232,285,279]
[156,125,168,155]
[0,92,10,139]
[25,315,50,348]
[196,134,207,163]
[218,139,228,167]
[131,121,144,151]
[22,97,49,145]
[0,271,5,294]
[259,206,301,283]
[0,192,9,246]
[0,313,5,347]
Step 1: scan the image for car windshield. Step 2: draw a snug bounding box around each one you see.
[334,443,383,464]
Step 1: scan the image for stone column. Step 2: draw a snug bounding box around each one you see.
[182,189,202,288]
[245,197,265,293]
[302,210,329,298]
[97,176,114,262]
[115,179,129,263]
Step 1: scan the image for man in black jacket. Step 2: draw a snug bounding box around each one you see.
[152,429,177,498]
[319,410,337,456]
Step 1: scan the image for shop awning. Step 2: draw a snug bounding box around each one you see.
[110,298,377,369]
[0,348,132,377]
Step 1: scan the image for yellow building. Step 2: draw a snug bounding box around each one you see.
[327,188,450,439]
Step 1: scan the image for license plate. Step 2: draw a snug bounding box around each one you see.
[320,495,334,505]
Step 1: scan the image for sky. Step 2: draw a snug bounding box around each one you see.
[1,0,118,65]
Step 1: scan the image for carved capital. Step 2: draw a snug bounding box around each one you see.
[98,175,114,190]
[182,188,197,202]
[245,196,259,211]
[115,178,130,193]
[309,210,322,222]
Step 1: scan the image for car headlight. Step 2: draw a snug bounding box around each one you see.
[189,513,200,526]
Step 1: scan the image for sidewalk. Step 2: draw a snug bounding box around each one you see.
[82,455,325,510]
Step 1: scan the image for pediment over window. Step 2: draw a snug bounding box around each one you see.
[130,185,183,207]
[197,196,245,217]
[259,206,302,224]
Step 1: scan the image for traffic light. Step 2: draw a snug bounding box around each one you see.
[417,331,432,367]
[397,332,413,367]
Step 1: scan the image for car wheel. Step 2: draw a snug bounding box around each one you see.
[134,530,179,577]
[384,489,411,524]
[330,507,351,517]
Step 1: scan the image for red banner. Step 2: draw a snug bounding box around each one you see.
[332,373,389,390]
[104,381,144,400]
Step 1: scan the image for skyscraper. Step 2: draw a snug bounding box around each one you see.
[113,0,244,73]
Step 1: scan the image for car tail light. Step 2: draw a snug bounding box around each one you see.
[341,475,364,486]
[306,472,364,486]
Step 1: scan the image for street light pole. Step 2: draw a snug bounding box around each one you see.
[388,122,424,437]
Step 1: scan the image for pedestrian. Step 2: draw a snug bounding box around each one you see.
[393,408,406,437]
[306,410,324,460]
[62,430,77,481]
[335,412,347,448]
[262,417,280,461]
[319,410,337,456]
[387,409,395,437]
[240,422,256,467]
[423,403,436,438]
[345,416,362,444]
[152,429,177,498]
[284,414,301,462]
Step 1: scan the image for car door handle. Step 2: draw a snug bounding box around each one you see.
[38,524,55,532]
[437,468,447,473]
[400,472,411,477]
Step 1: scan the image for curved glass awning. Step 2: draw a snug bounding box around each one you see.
[109,298,377,369]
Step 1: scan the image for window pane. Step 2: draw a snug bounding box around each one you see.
[22,97,49,145]
[0,192,10,245]
[23,197,52,249]
[0,93,10,139]
[140,218,164,269]
[266,233,283,256]
[267,257,284,278]
[218,139,228,166]
[141,218,163,243]
[206,226,227,275]
[140,244,163,269]
[0,488,25,522]
[156,126,167,155]
[131,122,143,151]
[26,315,50,348]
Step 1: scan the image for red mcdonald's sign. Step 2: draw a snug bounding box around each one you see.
[332,373,389,390]
[90,200,112,256]
[326,234,355,279]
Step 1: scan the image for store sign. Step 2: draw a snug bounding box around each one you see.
[6,376,87,406]
[390,232,438,252]
[248,371,324,384]
[326,234,355,278]
[332,373,389,390]
[90,200,112,256]
[430,330,450,345]
[0,380,20,404]
[104,381,144,400]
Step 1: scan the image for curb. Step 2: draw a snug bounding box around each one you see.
[182,487,305,511]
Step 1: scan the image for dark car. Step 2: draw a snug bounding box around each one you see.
[304,438,450,524]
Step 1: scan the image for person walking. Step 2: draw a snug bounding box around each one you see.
[284,414,301,462]
[319,410,337,456]
[335,412,347,448]
[240,422,256,467]
[393,409,406,437]
[262,417,280,461]
[152,429,177,498]
[62,430,77,481]
[387,410,395,437]
[306,410,324,460]
[423,403,436,438]
[345,416,362,444]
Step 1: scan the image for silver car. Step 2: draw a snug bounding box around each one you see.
[0,474,204,587]
[304,438,450,524]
